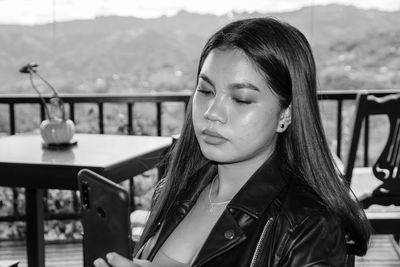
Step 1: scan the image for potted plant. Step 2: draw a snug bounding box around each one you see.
[20,63,76,145]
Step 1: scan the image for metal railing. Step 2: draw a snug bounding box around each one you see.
[1,88,399,225]
[0,92,192,136]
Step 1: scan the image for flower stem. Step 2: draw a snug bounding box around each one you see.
[29,72,52,120]
[33,71,66,120]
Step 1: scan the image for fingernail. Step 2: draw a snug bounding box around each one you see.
[93,259,100,266]
[106,252,114,262]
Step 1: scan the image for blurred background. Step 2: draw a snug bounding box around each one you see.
[1,0,399,95]
[0,0,399,261]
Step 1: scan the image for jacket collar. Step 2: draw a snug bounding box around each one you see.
[146,154,288,263]
[192,154,288,266]
[227,154,287,219]
[181,153,288,218]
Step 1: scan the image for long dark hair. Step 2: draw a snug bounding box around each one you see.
[136,17,370,256]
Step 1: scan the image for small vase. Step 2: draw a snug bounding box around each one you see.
[40,119,75,144]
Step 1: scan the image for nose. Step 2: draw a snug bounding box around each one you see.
[204,96,227,124]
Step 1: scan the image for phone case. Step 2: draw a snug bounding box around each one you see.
[78,169,133,267]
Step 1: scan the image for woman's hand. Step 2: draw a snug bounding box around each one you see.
[93,252,157,267]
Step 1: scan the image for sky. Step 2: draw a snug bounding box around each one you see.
[0,0,399,25]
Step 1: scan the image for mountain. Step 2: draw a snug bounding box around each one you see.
[1,4,400,93]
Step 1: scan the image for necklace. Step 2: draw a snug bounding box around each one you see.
[208,176,231,212]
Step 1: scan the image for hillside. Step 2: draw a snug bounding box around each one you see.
[319,30,400,90]
[0,4,400,93]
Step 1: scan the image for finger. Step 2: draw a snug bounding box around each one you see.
[93,258,109,267]
[106,252,135,267]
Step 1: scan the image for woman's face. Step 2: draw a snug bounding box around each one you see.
[192,49,284,166]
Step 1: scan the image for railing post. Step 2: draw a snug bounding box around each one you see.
[156,102,162,136]
[9,103,19,219]
[364,114,369,167]
[73,191,80,215]
[129,178,135,211]
[9,103,15,135]
[40,103,46,121]
[98,103,104,134]
[336,99,343,159]
[69,102,75,121]
[127,103,134,135]
[12,188,20,217]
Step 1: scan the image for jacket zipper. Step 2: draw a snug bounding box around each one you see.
[249,218,273,267]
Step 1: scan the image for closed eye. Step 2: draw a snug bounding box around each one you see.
[233,97,253,105]
[196,86,214,96]
[234,99,252,104]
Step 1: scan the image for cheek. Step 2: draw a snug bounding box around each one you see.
[233,107,279,142]
[192,94,206,126]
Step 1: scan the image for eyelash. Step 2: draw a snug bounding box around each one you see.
[197,87,252,105]
[233,99,252,105]
[196,87,214,95]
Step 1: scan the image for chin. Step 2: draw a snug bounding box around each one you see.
[199,145,234,163]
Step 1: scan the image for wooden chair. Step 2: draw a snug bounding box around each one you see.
[344,91,400,235]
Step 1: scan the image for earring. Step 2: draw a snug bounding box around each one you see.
[280,124,285,129]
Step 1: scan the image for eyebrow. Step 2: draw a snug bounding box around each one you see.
[198,73,260,92]
[198,74,215,87]
[229,82,260,92]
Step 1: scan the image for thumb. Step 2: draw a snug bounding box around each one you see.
[106,252,134,267]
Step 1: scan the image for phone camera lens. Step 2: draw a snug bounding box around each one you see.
[97,207,106,218]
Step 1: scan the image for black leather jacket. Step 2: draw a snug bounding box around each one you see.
[138,157,347,266]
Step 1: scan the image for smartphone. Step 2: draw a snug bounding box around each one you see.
[78,169,133,267]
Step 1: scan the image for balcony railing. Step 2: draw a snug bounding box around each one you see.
[0,92,192,136]
[1,89,399,229]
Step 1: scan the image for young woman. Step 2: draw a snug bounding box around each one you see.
[94,17,370,267]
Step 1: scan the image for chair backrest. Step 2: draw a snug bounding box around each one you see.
[344,91,400,184]
[344,91,400,214]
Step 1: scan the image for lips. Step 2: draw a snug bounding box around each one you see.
[201,129,227,145]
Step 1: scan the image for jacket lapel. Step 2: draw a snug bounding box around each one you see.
[145,155,287,265]
[146,169,213,261]
[228,155,287,219]
[193,155,287,266]
[192,209,246,266]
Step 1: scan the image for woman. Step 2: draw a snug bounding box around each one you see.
[95,17,370,267]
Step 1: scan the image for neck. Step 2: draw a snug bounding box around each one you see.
[213,151,273,202]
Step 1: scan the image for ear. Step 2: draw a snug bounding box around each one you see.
[276,105,291,133]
